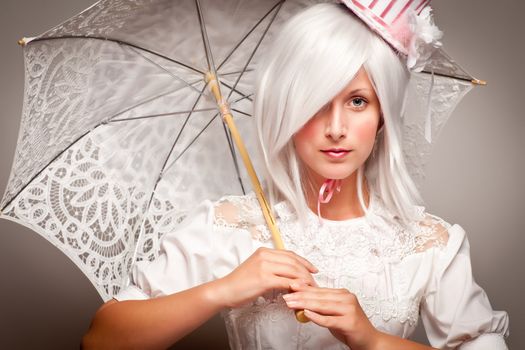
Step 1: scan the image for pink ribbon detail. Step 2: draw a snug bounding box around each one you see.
[317,179,342,223]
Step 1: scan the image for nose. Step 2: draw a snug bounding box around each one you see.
[325,105,346,140]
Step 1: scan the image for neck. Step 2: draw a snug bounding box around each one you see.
[305,171,370,221]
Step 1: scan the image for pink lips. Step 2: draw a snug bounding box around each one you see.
[321,148,352,158]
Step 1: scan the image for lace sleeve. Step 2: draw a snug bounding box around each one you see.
[115,194,267,301]
[213,192,271,242]
[205,193,272,279]
[413,213,451,254]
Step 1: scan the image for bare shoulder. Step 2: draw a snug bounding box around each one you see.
[98,298,119,312]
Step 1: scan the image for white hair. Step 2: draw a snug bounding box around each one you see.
[254,3,424,225]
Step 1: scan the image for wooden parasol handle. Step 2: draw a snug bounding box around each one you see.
[205,72,308,323]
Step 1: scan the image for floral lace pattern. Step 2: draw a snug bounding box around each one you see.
[222,290,349,350]
[2,1,470,312]
[402,50,474,187]
[0,135,190,299]
[41,0,156,39]
[213,191,451,343]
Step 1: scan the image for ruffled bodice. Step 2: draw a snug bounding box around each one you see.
[213,190,450,348]
[115,190,510,349]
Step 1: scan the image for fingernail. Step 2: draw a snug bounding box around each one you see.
[290,282,300,289]
[283,292,298,301]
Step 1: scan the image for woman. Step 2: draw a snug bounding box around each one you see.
[82,3,509,349]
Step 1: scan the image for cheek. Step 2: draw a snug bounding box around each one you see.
[295,119,318,140]
[352,119,378,144]
[293,120,320,152]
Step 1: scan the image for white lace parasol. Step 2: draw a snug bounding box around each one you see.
[1,0,479,301]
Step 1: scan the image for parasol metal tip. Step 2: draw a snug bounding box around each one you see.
[17,37,36,46]
[472,78,487,86]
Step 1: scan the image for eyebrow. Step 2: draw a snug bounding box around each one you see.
[341,88,374,101]
[346,88,372,95]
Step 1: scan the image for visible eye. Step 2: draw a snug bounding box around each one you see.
[348,97,367,110]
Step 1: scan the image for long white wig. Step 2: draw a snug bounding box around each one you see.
[254,3,424,225]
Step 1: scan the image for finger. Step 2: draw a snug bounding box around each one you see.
[284,290,349,304]
[256,250,319,287]
[284,288,358,312]
[290,287,355,299]
[290,284,319,292]
[270,249,319,273]
[303,309,339,329]
[266,262,317,286]
[289,278,319,289]
[284,298,349,317]
[282,250,319,273]
[258,250,314,277]
[271,276,315,295]
[264,261,317,285]
[289,284,345,293]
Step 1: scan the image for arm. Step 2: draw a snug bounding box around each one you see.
[419,224,509,349]
[284,284,437,350]
[373,332,437,350]
[82,247,318,349]
[82,278,227,349]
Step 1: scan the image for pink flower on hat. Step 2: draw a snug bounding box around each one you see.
[340,0,443,71]
[406,6,443,72]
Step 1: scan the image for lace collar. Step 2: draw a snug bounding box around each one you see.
[272,187,389,228]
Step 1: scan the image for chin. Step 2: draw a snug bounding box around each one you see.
[315,167,357,181]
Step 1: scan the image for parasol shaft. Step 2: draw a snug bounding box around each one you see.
[223,114,287,249]
[205,73,284,250]
[206,73,309,323]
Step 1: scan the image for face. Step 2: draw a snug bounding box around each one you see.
[292,67,382,185]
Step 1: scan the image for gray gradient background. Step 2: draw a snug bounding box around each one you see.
[1,1,523,349]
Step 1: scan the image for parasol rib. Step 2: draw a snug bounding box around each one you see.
[193,0,251,195]
[221,69,255,76]
[1,80,201,213]
[220,119,246,195]
[157,84,211,178]
[127,83,215,275]
[1,127,90,213]
[217,0,285,71]
[193,0,286,250]
[230,108,251,117]
[231,93,254,105]
[107,81,201,123]
[226,1,283,102]
[219,81,252,102]
[172,113,219,165]
[30,35,204,76]
[126,45,208,98]
[421,69,485,84]
[195,0,218,81]
[194,1,252,102]
[110,108,217,123]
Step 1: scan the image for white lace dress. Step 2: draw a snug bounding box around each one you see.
[114,189,509,349]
